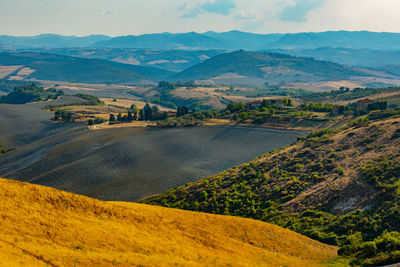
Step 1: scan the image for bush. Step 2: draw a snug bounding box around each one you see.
[375,231,400,251]
[361,242,377,257]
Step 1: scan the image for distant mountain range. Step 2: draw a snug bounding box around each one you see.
[0,34,111,48]
[3,31,400,50]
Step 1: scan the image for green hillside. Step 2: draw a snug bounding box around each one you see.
[173,50,364,82]
[144,110,400,266]
[0,52,173,84]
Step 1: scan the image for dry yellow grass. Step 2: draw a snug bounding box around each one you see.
[101,98,173,111]
[0,178,338,266]
[88,121,153,130]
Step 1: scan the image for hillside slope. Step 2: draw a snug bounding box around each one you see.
[0,52,172,84]
[173,50,364,83]
[0,178,337,266]
[144,112,400,265]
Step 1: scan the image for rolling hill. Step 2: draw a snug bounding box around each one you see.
[144,111,400,265]
[11,48,225,72]
[272,48,400,68]
[0,52,173,84]
[173,50,365,84]
[0,177,338,266]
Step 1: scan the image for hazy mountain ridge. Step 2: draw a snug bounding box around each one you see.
[0,34,111,48]
[271,47,400,68]
[4,31,400,50]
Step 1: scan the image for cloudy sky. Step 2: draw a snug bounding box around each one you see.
[1,0,399,36]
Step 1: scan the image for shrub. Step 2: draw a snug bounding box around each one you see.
[361,241,377,257]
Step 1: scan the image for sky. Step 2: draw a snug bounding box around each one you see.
[1,0,400,36]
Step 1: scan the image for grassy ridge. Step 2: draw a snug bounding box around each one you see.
[0,178,337,266]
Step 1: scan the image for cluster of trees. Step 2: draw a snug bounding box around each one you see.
[226,99,315,125]
[177,106,189,117]
[109,103,168,124]
[219,86,311,98]
[44,94,105,111]
[367,101,387,111]
[301,86,400,102]
[301,103,333,112]
[0,84,64,104]
[338,231,400,266]
[0,79,36,93]
[149,81,207,110]
[88,118,106,125]
[157,81,196,90]
[74,94,104,106]
[156,109,219,127]
[54,110,75,122]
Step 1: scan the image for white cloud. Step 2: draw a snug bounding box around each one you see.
[181,0,236,18]
[96,8,117,15]
[1,0,400,36]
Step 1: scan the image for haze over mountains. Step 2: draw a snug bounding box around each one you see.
[3,31,400,51]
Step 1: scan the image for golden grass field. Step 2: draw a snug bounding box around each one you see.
[101,98,173,111]
[88,120,153,130]
[0,178,338,266]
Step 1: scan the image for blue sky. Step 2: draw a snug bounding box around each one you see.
[0,0,399,36]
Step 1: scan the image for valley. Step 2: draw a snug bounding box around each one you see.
[0,96,303,201]
[2,29,400,266]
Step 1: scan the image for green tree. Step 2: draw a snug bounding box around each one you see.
[227,102,245,113]
[177,106,189,117]
[109,113,116,122]
[127,111,133,122]
[139,109,145,121]
[143,103,153,121]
